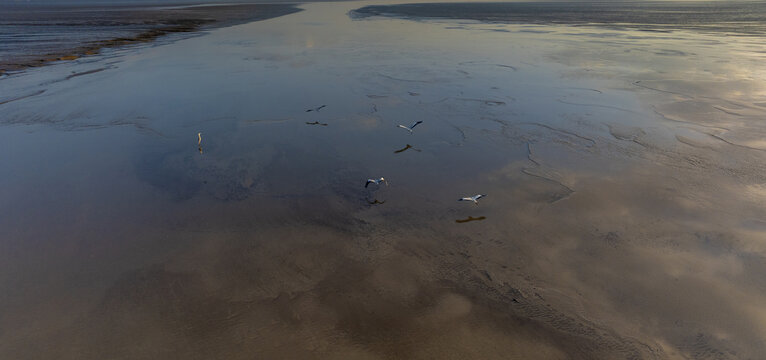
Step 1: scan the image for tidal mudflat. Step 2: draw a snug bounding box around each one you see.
[1,1,765,359]
[0,3,301,74]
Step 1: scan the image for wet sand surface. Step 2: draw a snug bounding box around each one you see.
[1,1,766,359]
[0,3,302,74]
[352,1,766,34]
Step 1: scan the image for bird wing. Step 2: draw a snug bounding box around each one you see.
[410,120,423,129]
[365,180,372,188]
[458,198,469,201]
[397,125,409,130]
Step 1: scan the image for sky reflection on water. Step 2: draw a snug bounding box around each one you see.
[1,2,766,359]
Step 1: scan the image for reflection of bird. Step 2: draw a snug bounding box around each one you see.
[397,120,423,134]
[197,132,203,154]
[306,105,326,112]
[394,144,421,154]
[455,216,486,223]
[365,177,388,188]
[306,121,328,126]
[458,194,486,205]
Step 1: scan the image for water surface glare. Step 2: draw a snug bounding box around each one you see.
[1,1,766,359]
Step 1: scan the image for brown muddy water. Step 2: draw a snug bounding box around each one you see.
[1,1,766,359]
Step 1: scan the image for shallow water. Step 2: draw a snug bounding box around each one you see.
[1,1,766,359]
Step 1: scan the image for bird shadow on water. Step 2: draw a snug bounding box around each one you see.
[455,216,486,223]
[393,144,421,153]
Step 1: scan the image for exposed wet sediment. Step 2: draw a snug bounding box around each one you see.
[0,4,302,75]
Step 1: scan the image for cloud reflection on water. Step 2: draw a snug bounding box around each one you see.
[1,1,766,359]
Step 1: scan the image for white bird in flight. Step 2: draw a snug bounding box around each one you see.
[365,177,388,188]
[458,194,486,205]
[397,120,423,134]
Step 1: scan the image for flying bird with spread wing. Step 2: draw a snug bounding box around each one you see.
[365,177,388,188]
[306,105,327,112]
[458,194,486,205]
[397,120,423,134]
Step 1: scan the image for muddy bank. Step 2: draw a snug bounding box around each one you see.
[351,2,766,35]
[0,3,302,75]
